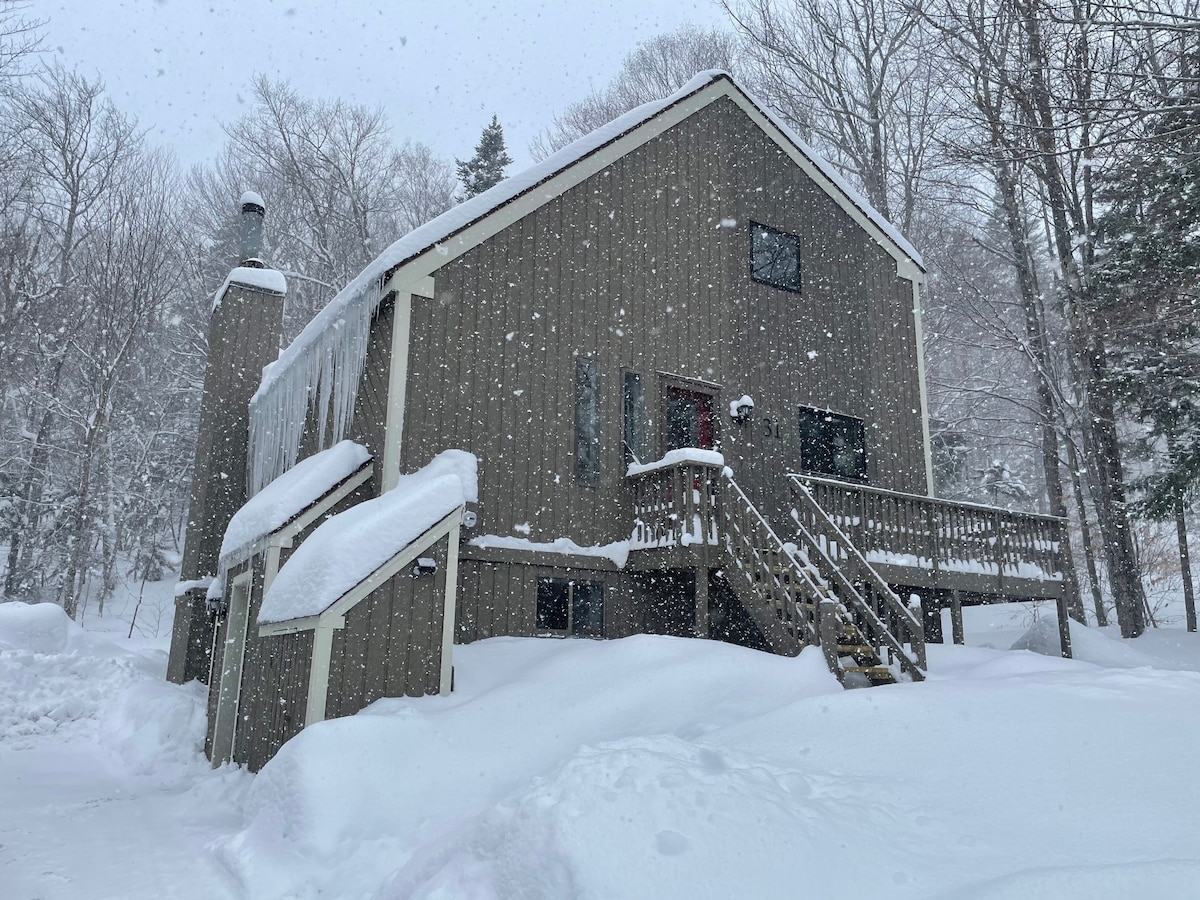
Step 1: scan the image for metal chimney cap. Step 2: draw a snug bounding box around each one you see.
[240,190,265,213]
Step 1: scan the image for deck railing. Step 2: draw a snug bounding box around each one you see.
[629,455,723,550]
[789,474,1066,586]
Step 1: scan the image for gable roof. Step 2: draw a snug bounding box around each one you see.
[248,71,924,495]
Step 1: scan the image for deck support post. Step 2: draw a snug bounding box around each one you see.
[694,567,710,638]
[1055,593,1073,659]
[920,594,943,643]
[950,590,965,645]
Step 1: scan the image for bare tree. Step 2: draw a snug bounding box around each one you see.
[530,25,743,159]
[203,76,456,337]
[725,0,941,235]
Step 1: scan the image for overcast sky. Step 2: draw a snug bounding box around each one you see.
[37,0,728,171]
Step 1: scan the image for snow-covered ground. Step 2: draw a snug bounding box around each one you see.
[2,593,1200,899]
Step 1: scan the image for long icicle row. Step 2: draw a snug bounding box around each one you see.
[247,276,379,496]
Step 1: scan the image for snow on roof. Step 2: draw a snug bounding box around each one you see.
[247,70,922,493]
[212,265,288,312]
[257,450,477,625]
[220,440,371,564]
[240,190,265,208]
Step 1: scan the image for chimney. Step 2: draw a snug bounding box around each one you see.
[168,189,286,686]
[238,190,266,267]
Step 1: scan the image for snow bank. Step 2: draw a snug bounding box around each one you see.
[0,599,80,655]
[0,602,208,778]
[258,450,476,624]
[220,440,371,563]
[218,629,1200,900]
[220,636,839,899]
[1011,617,1156,668]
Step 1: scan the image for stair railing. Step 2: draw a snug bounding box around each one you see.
[717,470,821,648]
[788,474,927,679]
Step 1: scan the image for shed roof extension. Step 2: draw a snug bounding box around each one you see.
[220,440,372,566]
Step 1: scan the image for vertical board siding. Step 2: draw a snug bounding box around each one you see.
[237,629,313,773]
[325,537,449,713]
[399,96,926,558]
[455,557,632,643]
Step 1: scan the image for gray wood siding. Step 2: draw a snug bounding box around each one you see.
[324,535,449,718]
[238,630,313,773]
[455,556,634,643]
[397,96,926,550]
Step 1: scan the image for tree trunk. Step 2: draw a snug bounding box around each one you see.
[991,155,1085,622]
[1064,435,1107,626]
[1176,499,1197,633]
[1015,0,1145,636]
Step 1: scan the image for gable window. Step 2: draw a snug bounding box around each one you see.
[575,359,599,483]
[623,371,647,466]
[750,222,802,292]
[797,406,867,481]
[536,578,604,637]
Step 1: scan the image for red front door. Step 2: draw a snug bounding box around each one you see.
[664,386,716,452]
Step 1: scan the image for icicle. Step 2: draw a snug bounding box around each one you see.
[248,276,380,496]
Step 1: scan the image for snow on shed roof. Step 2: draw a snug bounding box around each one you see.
[220,440,371,564]
[257,450,477,625]
[247,70,923,493]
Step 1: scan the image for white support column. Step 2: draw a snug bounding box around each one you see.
[381,275,434,492]
[303,616,342,727]
[898,258,935,496]
[211,571,252,767]
[438,517,462,695]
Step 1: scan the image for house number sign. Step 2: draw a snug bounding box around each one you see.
[761,415,784,440]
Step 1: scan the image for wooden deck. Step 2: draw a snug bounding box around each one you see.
[627,461,1068,603]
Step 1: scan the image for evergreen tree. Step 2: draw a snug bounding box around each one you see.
[455,115,512,201]
[1095,49,1200,515]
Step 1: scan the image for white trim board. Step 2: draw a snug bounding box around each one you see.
[210,570,253,767]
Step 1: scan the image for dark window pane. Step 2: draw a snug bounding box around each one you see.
[623,372,646,466]
[797,406,866,480]
[571,581,605,638]
[750,223,801,292]
[536,579,569,631]
[575,359,599,483]
[665,394,699,451]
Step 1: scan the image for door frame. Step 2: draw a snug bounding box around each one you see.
[658,373,722,456]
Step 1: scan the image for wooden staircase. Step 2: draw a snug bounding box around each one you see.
[716,470,926,686]
[627,455,926,686]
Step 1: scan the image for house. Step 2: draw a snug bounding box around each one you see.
[169,72,1073,771]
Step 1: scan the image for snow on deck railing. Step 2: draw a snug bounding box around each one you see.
[626,448,725,477]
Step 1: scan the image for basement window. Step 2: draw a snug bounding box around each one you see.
[750,222,802,292]
[797,406,867,481]
[536,578,604,638]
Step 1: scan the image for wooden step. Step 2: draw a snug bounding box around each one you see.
[836,644,877,656]
[842,665,896,682]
